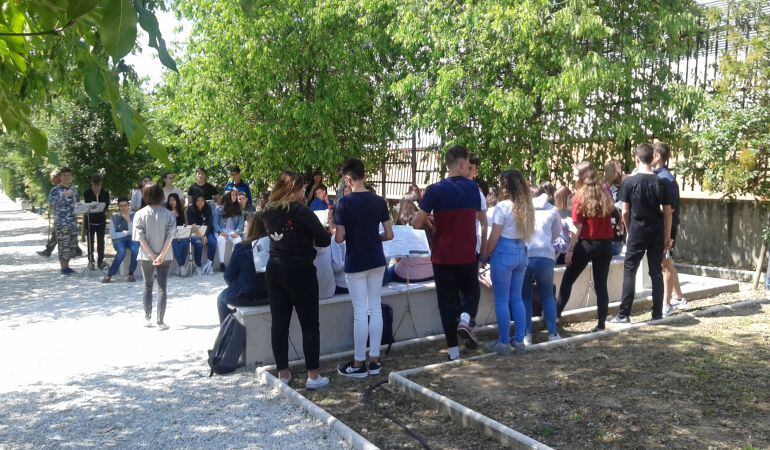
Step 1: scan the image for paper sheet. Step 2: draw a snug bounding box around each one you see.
[382,225,431,259]
[314,209,329,227]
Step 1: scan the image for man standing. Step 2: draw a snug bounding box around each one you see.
[609,144,673,323]
[653,142,686,316]
[84,173,110,270]
[464,153,488,326]
[49,167,80,276]
[223,166,252,207]
[162,172,185,203]
[187,168,218,206]
[413,146,485,360]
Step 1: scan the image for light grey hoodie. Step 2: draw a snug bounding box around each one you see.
[527,194,564,261]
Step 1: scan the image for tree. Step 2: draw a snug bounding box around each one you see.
[684,0,770,200]
[154,0,401,185]
[0,0,176,162]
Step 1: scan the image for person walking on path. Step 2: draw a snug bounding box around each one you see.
[133,184,176,330]
[49,167,79,276]
[412,145,485,361]
[103,197,139,283]
[609,143,673,324]
[334,158,394,379]
[482,169,535,355]
[261,171,331,389]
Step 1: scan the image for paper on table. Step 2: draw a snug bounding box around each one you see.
[382,225,431,259]
[314,209,329,227]
[189,225,207,237]
[74,202,107,215]
[175,226,192,239]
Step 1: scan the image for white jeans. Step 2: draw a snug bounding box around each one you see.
[345,266,386,361]
[216,233,242,263]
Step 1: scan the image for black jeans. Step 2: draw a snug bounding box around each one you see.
[266,262,320,371]
[433,263,480,348]
[618,237,665,319]
[557,240,613,327]
[87,222,105,264]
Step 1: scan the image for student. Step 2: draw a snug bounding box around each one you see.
[653,142,685,316]
[187,195,218,275]
[261,171,331,389]
[131,176,153,213]
[383,193,433,284]
[103,197,139,283]
[162,173,186,203]
[466,153,488,325]
[187,168,218,206]
[408,183,422,201]
[334,158,394,378]
[554,186,572,219]
[84,173,110,270]
[166,193,190,276]
[556,164,615,331]
[215,190,245,272]
[217,213,269,323]
[604,160,626,256]
[49,167,80,275]
[609,143,673,324]
[223,166,253,207]
[309,186,333,211]
[38,169,82,258]
[412,146,485,361]
[133,184,176,330]
[482,169,535,355]
[238,191,255,215]
[520,186,564,344]
[305,171,326,204]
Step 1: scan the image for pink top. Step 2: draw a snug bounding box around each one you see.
[394,256,434,280]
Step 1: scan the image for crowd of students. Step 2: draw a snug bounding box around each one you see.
[39,141,683,385]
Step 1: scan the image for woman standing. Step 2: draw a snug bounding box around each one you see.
[133,184,176,330]
[262,171,331,389]
[187,195,217,275]
[556,164,615,332]
[166,193,190,276]
[482,169,534,355]
[215,190,245,272]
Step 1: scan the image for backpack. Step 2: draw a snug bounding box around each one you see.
[207,313,246,376]
[369,303,395,356]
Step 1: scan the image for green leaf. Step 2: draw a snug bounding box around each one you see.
[83,61,105,101]
[100,0,138,60]
[148,137,170,166]
[27,126,48,157]
[153,36,178,72]
[134,0,178,72]
[68,0,101,21]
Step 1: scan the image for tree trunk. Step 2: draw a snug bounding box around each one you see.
[752,240,767,290]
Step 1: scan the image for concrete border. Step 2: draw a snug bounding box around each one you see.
[389,297,768,448]
[676,262,763,283]
[256,366,379,450]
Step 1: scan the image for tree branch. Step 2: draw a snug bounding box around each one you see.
[0,20,75,37]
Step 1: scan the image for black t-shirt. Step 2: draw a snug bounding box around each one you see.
[187,183,218,201]
[261,203,331,267]
[619,173,670,242]
[334,191,390,273]
[83,188,110,224]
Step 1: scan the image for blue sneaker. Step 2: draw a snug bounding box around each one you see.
[60,267,76,276]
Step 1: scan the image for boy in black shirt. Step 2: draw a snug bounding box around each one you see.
[84,173,110,270]
[609,143,673,323]
[186,168,218,206]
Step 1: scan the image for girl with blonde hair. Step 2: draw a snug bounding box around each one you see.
[482,169,535,354]
[556,164,615,332]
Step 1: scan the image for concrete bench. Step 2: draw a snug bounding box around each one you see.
[235,257,627,366]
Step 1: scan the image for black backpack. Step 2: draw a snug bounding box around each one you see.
[207,313,246,376]
[369,303,395,356]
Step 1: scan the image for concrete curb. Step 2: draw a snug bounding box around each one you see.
[255,366,379,450]
[676,262,763,283]
[389,297,768,448]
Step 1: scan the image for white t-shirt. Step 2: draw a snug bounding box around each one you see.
[163,187,186,203]
[330,240,347,288]
[314,245,336,299]
[492,199,523,240]
[475,190,488,254]
[252,236,270,273]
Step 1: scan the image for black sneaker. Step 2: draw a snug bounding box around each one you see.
[457,321,479,350]
[37,250,51,258]
[219,263,226,272]
[60,267,76,276]
[608,314,630,324]
[337,361,368,379]
[368,360,383,376]
[591,325,606,333]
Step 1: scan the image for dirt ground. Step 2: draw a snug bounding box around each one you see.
[411,297,770,449]
[277,288,767,449]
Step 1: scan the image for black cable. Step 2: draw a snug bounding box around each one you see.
[362,380,433,450]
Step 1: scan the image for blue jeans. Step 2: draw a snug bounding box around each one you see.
[522,257,557,336]
[172,238,191,267]
[191,232,217,266]
[108,238,139,277]
[490,238,528,344]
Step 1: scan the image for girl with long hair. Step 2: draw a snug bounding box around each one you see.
[556,163,615,331]
[166,193,190,275]
[131,176,153,212]
[187,195,217,275]
[214,190,244,272]
[261,171,331,389]
[482,169,535,354]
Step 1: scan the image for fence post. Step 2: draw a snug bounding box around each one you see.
[411,131,417,186]
[381,161,387,198]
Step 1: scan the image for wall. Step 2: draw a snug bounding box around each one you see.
[677,197,770,270]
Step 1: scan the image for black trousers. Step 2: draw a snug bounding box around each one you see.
[618,237,665,319]
[87,222,105,264]
[266,262,320,371]
[557,240,613,327]
[433,262,480,348]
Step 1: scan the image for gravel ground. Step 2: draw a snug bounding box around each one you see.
[0,194,349,449]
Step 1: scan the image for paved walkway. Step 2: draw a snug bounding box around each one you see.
[0,193,347,449]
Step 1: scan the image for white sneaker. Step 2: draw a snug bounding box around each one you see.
[157,323,170,331]
[522,334,533,346]
[305,375,329,390]
[548,333,562,342]
[663,305,675,317]
[278,372,291,384]
[672,298,687,309]
[144,317,154,328]
[202,261,213,275]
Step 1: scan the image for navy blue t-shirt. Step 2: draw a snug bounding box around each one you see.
[334,191,390,273]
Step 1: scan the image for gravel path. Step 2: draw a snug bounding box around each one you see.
[0,194,349,449]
